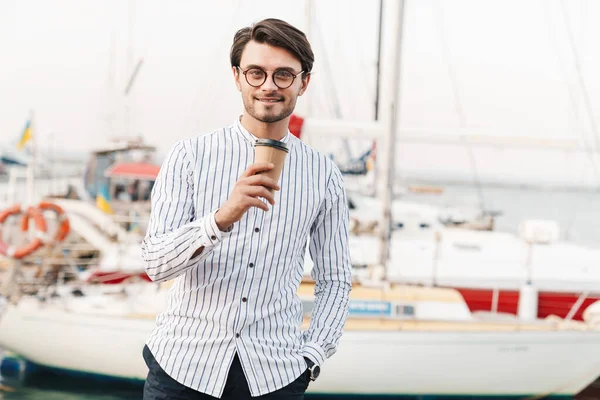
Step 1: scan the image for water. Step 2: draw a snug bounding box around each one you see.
[0,371,143,399]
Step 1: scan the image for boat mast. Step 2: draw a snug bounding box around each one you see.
[373,0,384,121]
[124,0,135,138]
[304,0,313,119]
[377,0,406,279]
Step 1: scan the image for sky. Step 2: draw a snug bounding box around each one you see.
[1,0,600,188]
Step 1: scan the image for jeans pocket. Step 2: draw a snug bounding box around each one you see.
[142,349,189,400]
[273,369,310,397]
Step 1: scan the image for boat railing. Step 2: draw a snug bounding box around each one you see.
[109,212,150,234]
[2,167,82,205]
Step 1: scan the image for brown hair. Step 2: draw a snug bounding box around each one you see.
[230,18,314,73]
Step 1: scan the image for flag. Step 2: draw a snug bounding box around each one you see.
[96,184,113,214]
[96,195,114,214]
[16,117,33,150]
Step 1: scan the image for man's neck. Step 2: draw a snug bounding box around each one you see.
[240,114,289,141]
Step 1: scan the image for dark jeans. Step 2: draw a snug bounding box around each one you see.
[143,345,309,400]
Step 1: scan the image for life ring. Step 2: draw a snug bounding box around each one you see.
[0,205,47,259]
[37,201,70,242]
[20,202,71,243]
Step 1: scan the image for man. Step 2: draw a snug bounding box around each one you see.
[141,18,352,400]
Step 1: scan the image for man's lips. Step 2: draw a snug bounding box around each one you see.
[256,97,283,103]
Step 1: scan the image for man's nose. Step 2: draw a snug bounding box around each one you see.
[261,74,278,91]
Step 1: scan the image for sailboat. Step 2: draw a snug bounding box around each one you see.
[2,276,600,398]
[294,0,600,323]
[3,1,600,398]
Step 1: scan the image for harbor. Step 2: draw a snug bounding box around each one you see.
[3,0,600,398]
[3,165,600,398]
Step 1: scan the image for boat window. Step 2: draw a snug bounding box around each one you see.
[396,304,415,317]
[114,184,128,201]
[142,181,154,201]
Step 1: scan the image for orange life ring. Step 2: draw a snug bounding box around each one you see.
[37,201,71,242]
[0,205,47,259]
[20,202,71,243]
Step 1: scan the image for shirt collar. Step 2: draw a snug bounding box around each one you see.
[234,116,291,145]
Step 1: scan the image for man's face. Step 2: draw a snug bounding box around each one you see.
[234,41,309,124]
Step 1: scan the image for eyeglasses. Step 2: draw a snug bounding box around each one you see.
[236,66,305,89]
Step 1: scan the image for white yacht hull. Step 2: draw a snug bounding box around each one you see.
[1,297,600,397]
[313,330,600,397]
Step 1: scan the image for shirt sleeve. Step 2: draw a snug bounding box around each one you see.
[302,164,352,366]
[141,140,232,283]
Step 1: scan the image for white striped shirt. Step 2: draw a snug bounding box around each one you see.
[141,118,352,398]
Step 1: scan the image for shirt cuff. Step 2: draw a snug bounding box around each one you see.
[189,210,232,260]
[204,209,233,244]
[301,342,326,367]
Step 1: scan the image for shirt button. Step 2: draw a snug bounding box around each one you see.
[242,297,247,302]
[210,235,217,240]
[249,263,254,268]
[254,227,260,233]
[236,333,240,338]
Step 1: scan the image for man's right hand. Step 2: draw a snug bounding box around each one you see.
[214,162,280,231]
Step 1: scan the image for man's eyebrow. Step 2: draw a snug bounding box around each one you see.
[274,66,298,72]
[242,64,266,70]
[242,64,300,72]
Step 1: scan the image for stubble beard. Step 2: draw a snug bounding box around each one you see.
[244,96,297,124]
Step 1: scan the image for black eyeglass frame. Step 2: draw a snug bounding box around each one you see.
[236,66,306,89]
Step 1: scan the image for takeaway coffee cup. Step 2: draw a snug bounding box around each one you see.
[254,138,289,190]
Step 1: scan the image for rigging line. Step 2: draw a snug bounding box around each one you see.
[340,6,359,119]
[580,0,587,65]
[313,8,353,162]
[179,0,243,134]
[345,2,377,120]
[313,11,342,119]
[560,0,600,158]
[540,0,600,186]
[542,0,599,243]
[432,0,485,212]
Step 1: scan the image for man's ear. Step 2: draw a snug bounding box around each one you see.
[233,66,242,92]
[298,73,311,96]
